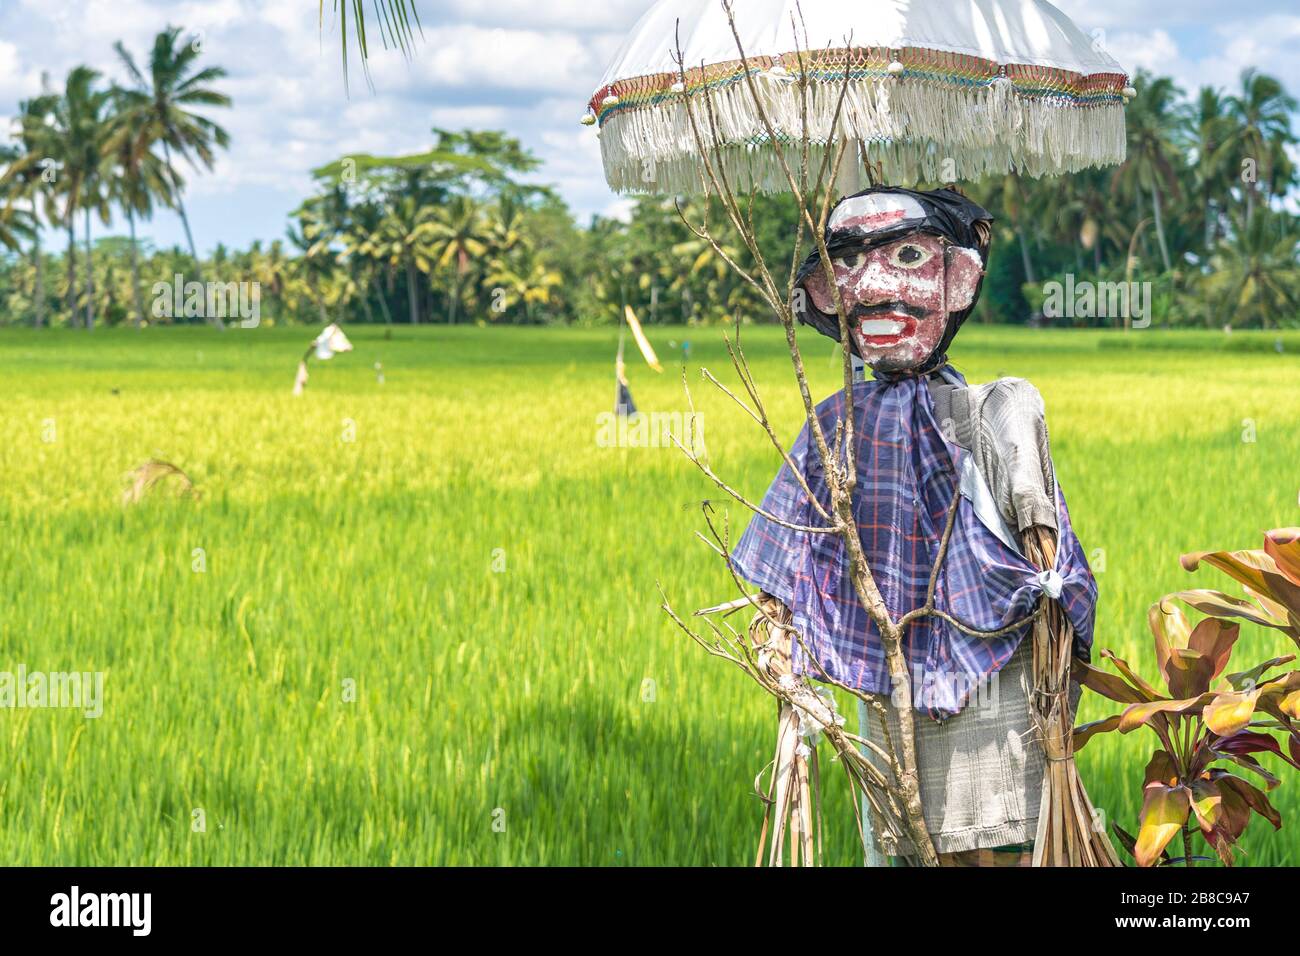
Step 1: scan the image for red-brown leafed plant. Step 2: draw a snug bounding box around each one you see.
[1073,529,1300,866]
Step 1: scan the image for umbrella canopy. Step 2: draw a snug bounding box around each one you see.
[586,0,1131,195]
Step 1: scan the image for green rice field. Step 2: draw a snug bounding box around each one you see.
[1,323,1298,865]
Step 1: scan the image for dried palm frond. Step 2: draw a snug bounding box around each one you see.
[1024,526,1122,867]
[122,459,198,506]
[738,595,923,867]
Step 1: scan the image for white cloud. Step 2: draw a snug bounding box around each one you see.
[0,39,42,104]
[1104,16,1300,98]
[1103,29,1182,79]
[433,0,648,33]
[1054,0,1299,31]
[1203,15,1300,92]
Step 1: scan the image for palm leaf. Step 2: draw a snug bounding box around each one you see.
[325,0,423,91]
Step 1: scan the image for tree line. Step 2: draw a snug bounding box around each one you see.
[1,33,1297,330]
[0,26,230,329]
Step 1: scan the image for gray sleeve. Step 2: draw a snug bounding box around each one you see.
[968,378,1058,533]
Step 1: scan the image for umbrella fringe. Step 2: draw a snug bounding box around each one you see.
[599,75,1127,194]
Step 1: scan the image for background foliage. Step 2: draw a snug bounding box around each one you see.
[2,32,1298,331]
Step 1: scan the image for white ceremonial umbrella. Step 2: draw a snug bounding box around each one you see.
[584,0,1133,195]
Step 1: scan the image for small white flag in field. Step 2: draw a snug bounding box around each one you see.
[314,323,353,360]
[294,323,355,395]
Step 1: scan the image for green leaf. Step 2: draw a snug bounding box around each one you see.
[1110,822,1138,858]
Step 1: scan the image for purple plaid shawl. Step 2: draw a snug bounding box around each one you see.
[730,370,1096,719]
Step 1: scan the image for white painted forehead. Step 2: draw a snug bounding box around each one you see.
[828,194,928,235]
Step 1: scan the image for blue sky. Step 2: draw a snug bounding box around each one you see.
[1,0,1297,255]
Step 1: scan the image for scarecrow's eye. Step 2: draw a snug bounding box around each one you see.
[890,243,932,269]
[835,253,865,271]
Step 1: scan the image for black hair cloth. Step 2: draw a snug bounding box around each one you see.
[794,187,993,376]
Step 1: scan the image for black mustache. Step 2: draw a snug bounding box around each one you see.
[849,301,929,321]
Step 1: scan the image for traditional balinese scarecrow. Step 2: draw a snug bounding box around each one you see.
[730,185,1103,866]
[586,0,1133,866]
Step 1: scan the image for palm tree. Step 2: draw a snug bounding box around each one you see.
[1201,207,1300,329]
[486,195,525,258]
[1188,87,1234,250]
[1221,69,1298,227]
[483,257,562,323]
[39,67,113,328]
[990,173,1046,284]
[326,1,422,89]
[105,87,176,328]
[1054,168,1113,275]
[426,195,489,324]
[113,27,231,298]
[287,223,354,325]
[0,187,35,253]
[340,203,395,324]
[0,98,60,326]
[251,238,299,323]
[355,197,436,324]
[1112,72,1185,273]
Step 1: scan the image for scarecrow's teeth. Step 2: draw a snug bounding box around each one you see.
[859,319,905,336]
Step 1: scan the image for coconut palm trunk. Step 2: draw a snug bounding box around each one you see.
[31,234,45,328]
[65,216,79,328]
[127,208,145,328]
[405,258,420,324]
[162,141,202,284]
[1150,184,1171,272]
[161,140,223,330]
[83,206,95,330]
[1017,227,1036,285]
[373,285,393,324]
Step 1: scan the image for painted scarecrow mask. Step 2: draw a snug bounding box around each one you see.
[795,188,992,374]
